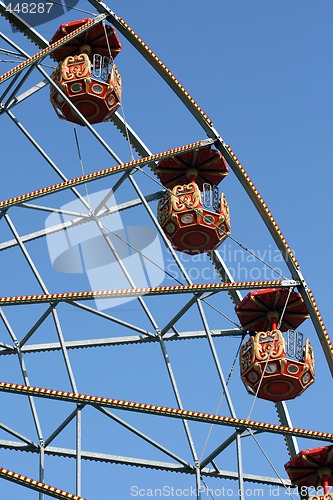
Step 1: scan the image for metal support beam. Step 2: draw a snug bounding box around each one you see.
[0,328,244,356]
[0,438,293,486]
[201,431,238,469]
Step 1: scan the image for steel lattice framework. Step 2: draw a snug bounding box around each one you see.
[0,2,332,499]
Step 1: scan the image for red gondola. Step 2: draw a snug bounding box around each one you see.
[235,287,310,332]
[156,146,230,254]
[155,146,228,189]
[285,446,333,498]
[237,288,314,401]
[49,19,122,125]
[49,18,122,62]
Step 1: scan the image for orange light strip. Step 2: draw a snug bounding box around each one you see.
[0,19,97,85]
[0,141,203,210]
[0,466,85,499]
[0,382,332,443]
[117,18,212,126]
[0,280,292,306]
[225,144,299,269]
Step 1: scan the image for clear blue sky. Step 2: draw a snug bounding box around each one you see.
[0,1,332,499]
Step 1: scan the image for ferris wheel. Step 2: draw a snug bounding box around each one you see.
[0,1,332,499]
